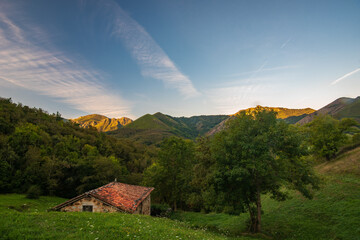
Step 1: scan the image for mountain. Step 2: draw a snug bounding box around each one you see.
[108,113,228,145]
[72,114,132,132]
[296,96,360,125]
[234,106,315,119]
[207,106,315,135]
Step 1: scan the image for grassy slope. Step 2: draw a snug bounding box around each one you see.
[0,194,255,240]
[334,97,360,122]
[173,147,360,240]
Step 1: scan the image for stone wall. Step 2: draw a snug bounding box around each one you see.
[134,194,151,215]
[60,196,119,213]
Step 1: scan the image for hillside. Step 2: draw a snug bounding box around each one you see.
[297,96,360,125]
[108,107,312,143]
[234,106,315,119]
[72,114,132,132]
[207,106,315,135]
[0,98,151,198]
[316,146,360,175]
[108,113,228,145]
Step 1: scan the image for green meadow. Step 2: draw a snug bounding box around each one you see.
[0,194,254,240]
[1,173,359,239]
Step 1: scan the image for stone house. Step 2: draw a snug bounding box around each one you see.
[52,181,154,215]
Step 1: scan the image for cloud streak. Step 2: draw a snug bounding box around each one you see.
[331,68,360,85]
[205,83,270,114]
[105,1,200,98]
[0,9,133,118]
[280,38,291,49]
[226,64,298,78]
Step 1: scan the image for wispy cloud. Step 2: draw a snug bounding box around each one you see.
[331,68,360,85]
[226,63,298,79]
[104,0,200,98]
[280,38,291,49]
[205,83,270,114]
[0,8,133,118]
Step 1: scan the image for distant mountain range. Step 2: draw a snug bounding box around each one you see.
[72,114,132,132]
[73,96,359,145]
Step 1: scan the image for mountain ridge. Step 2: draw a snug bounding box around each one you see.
[72,114,132,132]
[108,113,229,145]
[296,96,360,125]
[233,106,315,119]
[207,106,316,136]
[72,97,359,144]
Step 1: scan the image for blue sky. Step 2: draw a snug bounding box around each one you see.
[0,0,359,119]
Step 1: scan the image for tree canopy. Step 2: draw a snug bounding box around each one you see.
[143,137,195,210]
[0,98,155,197]
[305,115,358,160]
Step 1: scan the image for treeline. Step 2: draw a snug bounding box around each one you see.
[0,98,155,198]
[143,109,359,232]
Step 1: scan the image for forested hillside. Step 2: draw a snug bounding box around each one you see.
[0,98,155,198]
[108,112,228,145]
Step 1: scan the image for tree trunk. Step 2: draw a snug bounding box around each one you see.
[174,201,177,211]
[256,186,262,233]
[249,183,262,233]
[248,204,256,233]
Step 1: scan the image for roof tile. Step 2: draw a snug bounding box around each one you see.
[87,182,154,213]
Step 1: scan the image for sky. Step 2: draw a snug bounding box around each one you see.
[0,0,359,119]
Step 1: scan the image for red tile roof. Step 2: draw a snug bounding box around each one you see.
[52,182,154,213]
[88,182,154,213]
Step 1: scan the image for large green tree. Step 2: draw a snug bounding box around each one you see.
[212,109,319,233]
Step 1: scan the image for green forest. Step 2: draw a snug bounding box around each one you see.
[0,98,157,198]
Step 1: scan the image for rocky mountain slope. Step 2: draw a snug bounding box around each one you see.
[72,114,132,132]
[296,96,360,125]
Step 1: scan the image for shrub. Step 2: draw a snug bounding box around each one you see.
[151,203,172,217]
[26,185,42,199]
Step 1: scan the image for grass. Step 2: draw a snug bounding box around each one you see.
[172,174,360,240]
[0,194,257,240]
[316,146,360,176]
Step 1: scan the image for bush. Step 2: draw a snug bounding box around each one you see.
[26,185,42,199]
[151,203,172,217]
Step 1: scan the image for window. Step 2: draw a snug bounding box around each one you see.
[82,205,93,212]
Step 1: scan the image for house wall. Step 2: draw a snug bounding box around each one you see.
[134,194,151,215]
[59,196,119,213]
